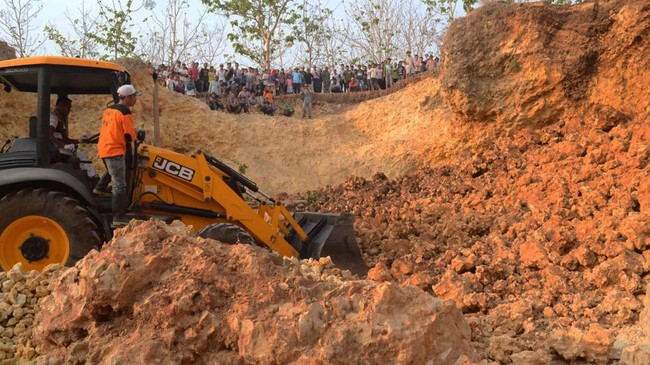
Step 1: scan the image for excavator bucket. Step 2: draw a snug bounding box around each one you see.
[288,212,367,277]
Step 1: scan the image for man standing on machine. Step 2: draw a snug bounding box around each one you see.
[96,84,140,227]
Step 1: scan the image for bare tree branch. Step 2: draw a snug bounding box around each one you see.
[0,0,45,57]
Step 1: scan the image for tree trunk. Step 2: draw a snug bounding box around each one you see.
[265,37,271,70]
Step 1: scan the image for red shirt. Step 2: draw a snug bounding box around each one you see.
[189,66,199,81]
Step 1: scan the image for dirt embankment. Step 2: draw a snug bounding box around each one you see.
[441,0,648,129]
[0,0,647,196]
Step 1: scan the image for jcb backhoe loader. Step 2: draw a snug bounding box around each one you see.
[0,56,367,276]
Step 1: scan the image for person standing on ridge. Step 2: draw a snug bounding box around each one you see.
[301,84,312,119]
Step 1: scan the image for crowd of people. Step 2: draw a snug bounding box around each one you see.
[154,50,440,117]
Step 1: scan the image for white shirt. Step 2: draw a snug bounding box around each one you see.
[49,110,65,140]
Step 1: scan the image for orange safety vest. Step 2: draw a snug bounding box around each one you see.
[98,104,136,159]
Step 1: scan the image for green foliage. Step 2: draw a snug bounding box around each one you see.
[505,56,520,73]
[231,159,248,174]
[43,4,101,59]
[201,0,300,68]
[44,25,70,55]
[90,0,153,60]
[292,1,333,67]
[423,0,479,21]
[306,191,318,204]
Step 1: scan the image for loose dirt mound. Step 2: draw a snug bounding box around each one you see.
[0,264,63,362]
[306,109,649,362]
[29,220,475,364]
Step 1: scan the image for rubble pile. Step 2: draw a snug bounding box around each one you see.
[0,264,63,363]
[28,220,476,364]
[307,112,649,363]
[302,1,650,362]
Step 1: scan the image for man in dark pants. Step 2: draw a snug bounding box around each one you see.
[96,84,140,227]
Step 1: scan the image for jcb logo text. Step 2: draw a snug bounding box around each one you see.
[153,157,195,181]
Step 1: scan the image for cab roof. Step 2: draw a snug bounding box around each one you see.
[0,56,130,95]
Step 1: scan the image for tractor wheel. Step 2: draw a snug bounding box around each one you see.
[196,223,255,245]
[0,189,102,271]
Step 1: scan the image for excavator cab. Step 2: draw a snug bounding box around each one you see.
[0,57,132,271]
[0,56,367,276]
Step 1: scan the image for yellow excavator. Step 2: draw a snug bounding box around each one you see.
[0,56,366,275]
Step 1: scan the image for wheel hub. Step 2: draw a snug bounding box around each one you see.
[20,234,50,262]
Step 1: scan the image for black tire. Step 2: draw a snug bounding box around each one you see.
[0,188,102,271]
[196,223,255,245]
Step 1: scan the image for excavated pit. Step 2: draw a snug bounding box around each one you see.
[0,0,648,363]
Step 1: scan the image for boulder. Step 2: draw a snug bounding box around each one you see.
[32,220,477,365]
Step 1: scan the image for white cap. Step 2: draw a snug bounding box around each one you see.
[117,84,142,97]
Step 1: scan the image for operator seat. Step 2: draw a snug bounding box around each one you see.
[7,116,62,163]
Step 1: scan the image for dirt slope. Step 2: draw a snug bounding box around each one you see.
[0,1,647,196]
[0,69,453,194]
[441,0,649,128]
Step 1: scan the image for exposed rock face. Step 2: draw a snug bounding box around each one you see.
[441,0,649,127]
[0,41,15,61]
[31,220,476,364]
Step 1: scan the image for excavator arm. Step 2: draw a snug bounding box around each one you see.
[132,144,367,275]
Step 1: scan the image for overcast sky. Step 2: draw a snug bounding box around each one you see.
[36,0,349,60]
[31,0,451,66]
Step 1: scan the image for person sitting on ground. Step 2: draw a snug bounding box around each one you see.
[281,97,294,117]
[174,76,185,94]
[262,86,274,105]
[226,91,241,114]
[259,86,276,116]
[349,78,360,92]
[331,77,342,93]
[208,92,224,111]
[185,78,197,97]
[260,99,275,116]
